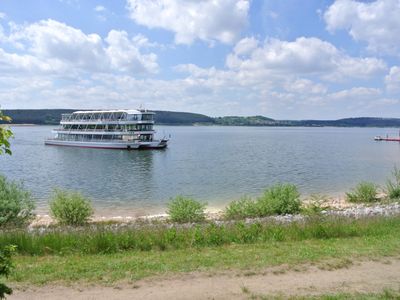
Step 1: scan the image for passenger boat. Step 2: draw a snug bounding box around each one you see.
[374,136,400,142]
[44,109,168,149]
[374,131,400,142]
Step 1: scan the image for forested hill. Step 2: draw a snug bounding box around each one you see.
[214,115,275,126]
[282,117,400,127]
[214,116,400,127]
[1,109,400,127]
[0,109,214,125]
[2,109,75,125]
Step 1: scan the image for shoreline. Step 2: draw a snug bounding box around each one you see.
[32,193,351,218]
[30,195,397,227]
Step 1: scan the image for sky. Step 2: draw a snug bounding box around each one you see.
[0,0,399,119]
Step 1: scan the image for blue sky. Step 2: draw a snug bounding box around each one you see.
[0,0,399,119]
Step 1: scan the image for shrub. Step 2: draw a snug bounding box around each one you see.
[225,184,302,219]
[257,183,301,216]
[0,245,16,299]
[346,182,378,203]
[0,175,35,227]
[50,189,93,226]
[167,196,206,223]
[386,167,400,200]
[224,196,258,220]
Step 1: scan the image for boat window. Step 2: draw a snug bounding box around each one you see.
[142,114,153,121]
[127,114,139,120]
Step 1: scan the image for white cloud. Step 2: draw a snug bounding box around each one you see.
[105,30,158,73]
[131,33,163,48]
[331,56,387,81]
[126,0,250,45]
[372,98,399,106]
[2,19,158,74]
[232,36,259,56]
[268,11,278,19]
[172,36,391,117]
[94,5,107,21]
[227,37,336,73]
[385,66,400,93]
[329,87,382,101]
[325,87,398,117]
[0,67,395,119]
[0,48,66,74]
[58,0,80,7]
[0,13,8,43]
[284,79,327,95]
[225,37,386,81]
[0,25,5,43]
[95,5,106,12]
[0,17,395,119]
[175,64,220,78]
[10,19,107,72]
[324,0,400,55]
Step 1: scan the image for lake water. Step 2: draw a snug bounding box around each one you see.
[1,125,400,216]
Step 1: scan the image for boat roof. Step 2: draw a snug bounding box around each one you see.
[72,109,154,115]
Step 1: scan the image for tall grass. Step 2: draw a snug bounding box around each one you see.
[1,216,398,256]
[346,182,378,203]
[257,183,301,215]
[167,196,206,223]
[386,167,400,200]
[224,196,258,220]
[225,183,301,219]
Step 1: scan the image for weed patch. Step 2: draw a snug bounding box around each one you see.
[167,196,206,223]
[346,182,378,203]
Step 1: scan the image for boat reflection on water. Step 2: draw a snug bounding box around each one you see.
[51,146,160,215]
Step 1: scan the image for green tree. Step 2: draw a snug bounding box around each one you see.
[0,110,13,155]
[0,110,15,298]
[0,246,15,299]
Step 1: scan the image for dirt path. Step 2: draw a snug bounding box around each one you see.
[10,258,400,299]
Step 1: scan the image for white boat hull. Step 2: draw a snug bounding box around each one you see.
[44,139,168,149]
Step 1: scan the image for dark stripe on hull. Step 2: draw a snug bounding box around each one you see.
[45,141,167,150]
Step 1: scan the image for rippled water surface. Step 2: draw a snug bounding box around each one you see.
[1,125,400,215]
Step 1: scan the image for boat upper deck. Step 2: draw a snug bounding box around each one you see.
[61,109,155,124]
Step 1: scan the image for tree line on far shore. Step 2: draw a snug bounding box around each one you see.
[3,109,400,127]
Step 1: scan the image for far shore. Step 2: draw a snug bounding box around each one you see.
[7,122,400,129]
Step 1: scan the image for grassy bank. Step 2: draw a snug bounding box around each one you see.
[2,216,399,255]
[6,215,400,284]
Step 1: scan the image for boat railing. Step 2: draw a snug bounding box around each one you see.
[61,118,124,122]
[46,137,141,143]
[60,119,154,123]
[54,128,154,133]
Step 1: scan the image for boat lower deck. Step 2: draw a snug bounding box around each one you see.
[44,139,168,149]
[374,136,400,142]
